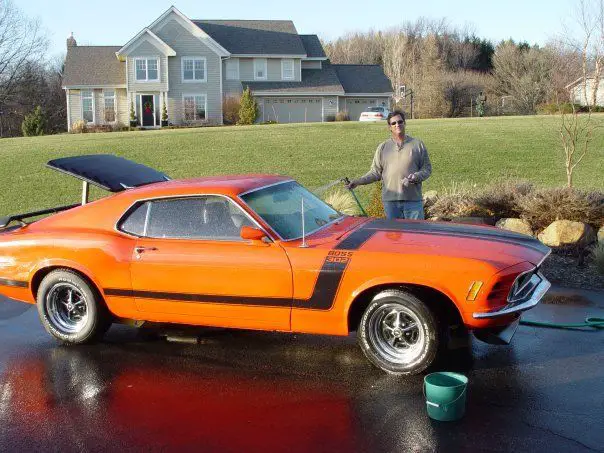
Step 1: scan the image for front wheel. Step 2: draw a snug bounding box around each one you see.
[36,270,110,344]
[357,289,438,375]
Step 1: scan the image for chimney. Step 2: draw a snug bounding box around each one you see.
[67,32,77,48]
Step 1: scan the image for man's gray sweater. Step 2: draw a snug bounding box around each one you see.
[353,135,432,201]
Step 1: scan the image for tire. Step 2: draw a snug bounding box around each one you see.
[357,289,438,375]
[36,269,110,344]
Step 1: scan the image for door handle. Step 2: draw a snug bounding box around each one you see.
[135,246,158,254]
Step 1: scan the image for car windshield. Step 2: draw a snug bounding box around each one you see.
[240,181,343,240]
[367,107,385,112]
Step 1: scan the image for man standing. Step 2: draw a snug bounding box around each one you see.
[347,110,431,220]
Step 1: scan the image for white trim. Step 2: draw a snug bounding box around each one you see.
[219,60,224,124]
[231,54,306,58]
[250,91,345,96]
[117,28,176,59]
[80,89,95,124]
[341,93,393,97]
[149,6,230,57]
[226,58,239,80]
[302,57,328,61]
[63,84,127,89]
[181,56,207,83]
[134,57,160,82]
[254,58,268,80]
[281,59,294,80]
[65,89,71,131]
[299,60,302,81]
[182,93,208,122]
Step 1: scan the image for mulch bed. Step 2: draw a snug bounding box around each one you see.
[540,251,604,291]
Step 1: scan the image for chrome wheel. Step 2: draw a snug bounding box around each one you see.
[44,282,89,334]
[366,302,425,365]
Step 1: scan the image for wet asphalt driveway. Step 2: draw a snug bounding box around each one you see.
[0,294,602,453]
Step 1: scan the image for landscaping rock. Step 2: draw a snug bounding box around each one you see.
[496,218,533,236]
[537,220,596,247]
[598,226,604,244]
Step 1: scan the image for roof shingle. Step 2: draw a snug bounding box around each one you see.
[193,20,307,55]
[244,62,344,94]
[63,46,125,87]
[333,65,393,94]
[299,35,326,58]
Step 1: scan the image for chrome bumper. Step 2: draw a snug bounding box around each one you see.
[473,273,551,319]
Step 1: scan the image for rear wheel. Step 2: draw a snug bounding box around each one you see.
[36,270,110,344]
[357,289,438,375]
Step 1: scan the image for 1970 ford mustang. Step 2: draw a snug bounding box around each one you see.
[0,155,551,374]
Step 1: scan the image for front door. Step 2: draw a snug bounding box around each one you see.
[141,95,155,126]
[127,196,293,331]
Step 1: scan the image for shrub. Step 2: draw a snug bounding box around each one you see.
[223,95,241,125]
[473,179,533,218]
[71,120,87,133]
[324,114,336,122]
[21,106,47,136]
[518,187,604,231]
[322,188,359,215]
[592,243,604,275]
[237,87,258,125]
[335,111,350,121]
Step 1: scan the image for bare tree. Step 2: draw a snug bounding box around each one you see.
[559,106,597,187]
[0,0,48,106]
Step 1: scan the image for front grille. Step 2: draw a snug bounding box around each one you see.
[508,270,541,304]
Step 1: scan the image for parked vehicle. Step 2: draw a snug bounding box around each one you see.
[0,155,551,375]
[359,106,390,121]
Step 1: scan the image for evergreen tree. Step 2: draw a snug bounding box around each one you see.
[237,87,258,125]
[21,106,47,136]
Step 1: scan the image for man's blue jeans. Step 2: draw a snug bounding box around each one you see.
[383,200,425,220]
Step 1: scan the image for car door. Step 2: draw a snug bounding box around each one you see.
[122,195,292,331]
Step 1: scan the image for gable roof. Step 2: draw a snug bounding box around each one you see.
[63,46,125,87]
[193,20,307,56]
[300,35,326,59]
[116,28,176,60]
[244,62,344,95]
[333,64,393,94]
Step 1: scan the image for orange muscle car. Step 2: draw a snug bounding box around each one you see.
[0,155,551,374]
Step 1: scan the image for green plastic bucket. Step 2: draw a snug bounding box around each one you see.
[424,372,468,421]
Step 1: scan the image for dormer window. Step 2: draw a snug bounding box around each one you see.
[182,57,207,82]
[254,58,267,80]
[135,58,159,82]
[282,59,294,80]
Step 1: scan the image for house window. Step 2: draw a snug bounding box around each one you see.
[254,58,267,80]
[282,59,294,80]
[81,90,93,123]
[226,59,239,80]
[103,90,116,122]
[135,58,159,82]
[182,57,206,82]
[183,94,207,121]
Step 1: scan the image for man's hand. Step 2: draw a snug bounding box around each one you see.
[407,173,418,183]
[346,179,358,190]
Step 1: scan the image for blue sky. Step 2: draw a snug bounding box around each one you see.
[19,0,580,59]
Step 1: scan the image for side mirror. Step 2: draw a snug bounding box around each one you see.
[240,226,268,242]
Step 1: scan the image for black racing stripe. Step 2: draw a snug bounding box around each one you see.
[293,252,352,309]
[335,220,378,250]
[104,288,292,307]
[0,278,28,288]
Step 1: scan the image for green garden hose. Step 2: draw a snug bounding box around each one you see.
[520,317,604,330]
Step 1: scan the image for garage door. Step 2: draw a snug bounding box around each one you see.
[258,98,322,123]
[345,98,378,121]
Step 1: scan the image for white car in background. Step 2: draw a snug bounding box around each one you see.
[359,106,390,121]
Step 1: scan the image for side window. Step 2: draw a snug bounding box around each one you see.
[119,202,150,236]
[135,196,254,241]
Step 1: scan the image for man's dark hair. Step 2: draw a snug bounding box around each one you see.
[386,110,406,124]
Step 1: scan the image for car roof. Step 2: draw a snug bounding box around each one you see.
[126,174,292,198]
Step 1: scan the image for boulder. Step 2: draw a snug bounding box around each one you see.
[537,220,596,247]
[496,218,533,236]
[598,226,604,244]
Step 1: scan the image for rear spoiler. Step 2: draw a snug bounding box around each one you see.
[0,204,80,229]
[47,154,171,204]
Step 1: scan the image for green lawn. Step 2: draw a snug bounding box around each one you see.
[0,115,603,215]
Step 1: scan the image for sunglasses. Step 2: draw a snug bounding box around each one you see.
[389,120,405,126]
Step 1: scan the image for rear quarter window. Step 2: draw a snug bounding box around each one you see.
[119,202,149,236]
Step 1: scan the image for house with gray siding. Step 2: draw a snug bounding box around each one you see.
[62,6,392,130]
